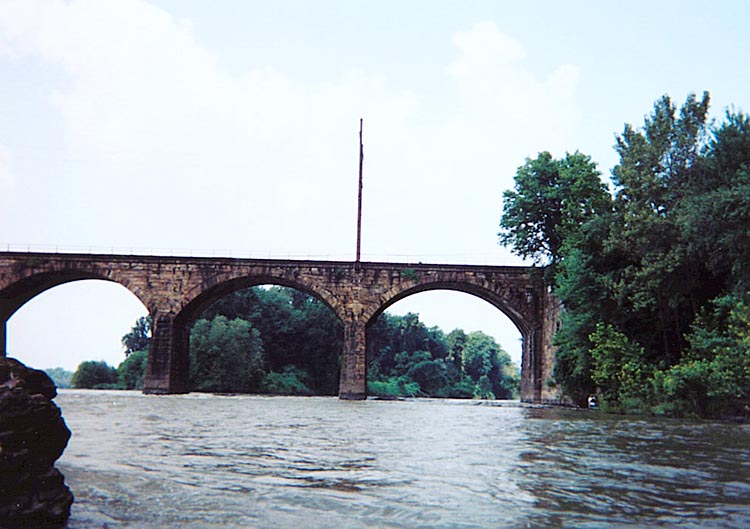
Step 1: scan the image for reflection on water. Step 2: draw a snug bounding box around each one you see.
[56,390,750,529]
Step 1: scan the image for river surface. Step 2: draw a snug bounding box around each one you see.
[55,390,750,529]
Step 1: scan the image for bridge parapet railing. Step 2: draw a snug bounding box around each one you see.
[0,243,520,266]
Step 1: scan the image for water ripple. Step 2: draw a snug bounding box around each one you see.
[56,391,750,529]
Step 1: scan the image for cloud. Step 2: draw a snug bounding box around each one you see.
[0,1,417,254]
[448,20,527,73]
[1,3,586,370]
[0,5,581,263]
[445,21,580,154]
[355,21,582,261]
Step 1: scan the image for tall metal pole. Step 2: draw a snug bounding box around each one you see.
[356,118,364,264]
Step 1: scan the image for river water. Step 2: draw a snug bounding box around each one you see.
[55,390,750,529]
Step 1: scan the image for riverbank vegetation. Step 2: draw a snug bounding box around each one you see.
[367,313,518,399]
[63,287,519,399]
[500,92,750,418]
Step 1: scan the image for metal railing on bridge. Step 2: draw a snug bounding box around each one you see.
[1,243,522,266]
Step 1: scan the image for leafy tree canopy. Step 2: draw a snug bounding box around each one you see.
[499,150,611,268]
[508,91,750,416]
[122,315,152,356]
[367,316,519,399]
[117,350,147,390]
[71,360,118,389]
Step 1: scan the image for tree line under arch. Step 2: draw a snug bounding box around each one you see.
[66,285,520,399]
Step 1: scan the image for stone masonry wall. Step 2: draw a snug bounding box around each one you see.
[0,252,551,402]
[540,287,566,404]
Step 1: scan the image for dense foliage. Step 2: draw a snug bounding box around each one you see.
[76,286,519,399]
[71,360,119,389]
[186,286,518,398]
[500,92,750,417]
[195,286,343,395]
[499,151,611,271]
[117,349,147,389]
[189,316,265,393]
[367,313,519,398]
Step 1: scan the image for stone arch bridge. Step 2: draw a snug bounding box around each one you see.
[0,252,561,403]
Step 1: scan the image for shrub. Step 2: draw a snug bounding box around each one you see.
[261,366,313,395]
[367,376,420,398]
[117,350,148,390]
[71,360,118,389]
[589,323,651,411]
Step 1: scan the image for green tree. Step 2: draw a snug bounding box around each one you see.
[551,92,719,406]
[552,215,617,405]
[290,296,342,395]
[498,91,750,416]
[122,316,152,356]
[117,349,147,390]
[603,92,712,363]
[475,375,495,400]
[499,151,611,268]
[463,331,494,381]
[367,376,421,398]
[446,329,467,372]
[440,378,476,399]
[369,313,464,398]
[463,331,519,399]
[407,359,450,396]
[367,312,447,381]
[652,293,750,417]
[678,111,750,290]
[44,367,73,389]
[366,312,401,376]
[199,286,342,395]
[589,323,651,412]
[189,315,265,393]
[186,285,520,401]
[394,350,432,376]
[71,360,118,389]
[189,318,220,391]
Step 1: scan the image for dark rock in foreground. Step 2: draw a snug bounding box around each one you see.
[0,357,74,528]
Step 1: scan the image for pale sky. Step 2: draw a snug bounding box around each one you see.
[2,0,748,371]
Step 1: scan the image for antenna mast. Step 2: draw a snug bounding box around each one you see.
[356,118,364,264]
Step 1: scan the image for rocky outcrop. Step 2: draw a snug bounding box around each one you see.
[0,357,73,529]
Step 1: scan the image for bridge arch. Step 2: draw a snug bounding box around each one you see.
[177,271,345,326]
[352,268,545,402]
[141,272,347,395]
[366,280,533,336]
[0,267,151,320]
[2,277,148,370]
